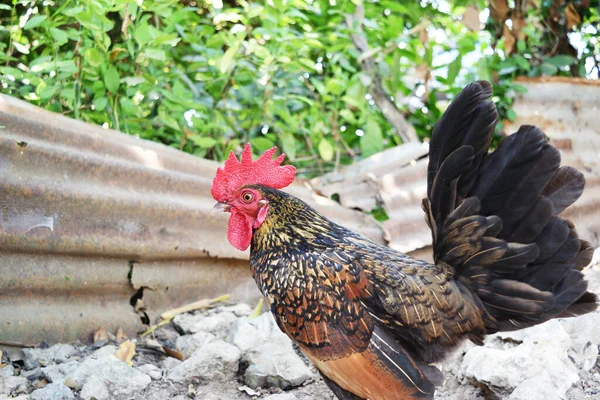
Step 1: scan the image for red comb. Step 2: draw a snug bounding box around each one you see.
[211,143,296,202]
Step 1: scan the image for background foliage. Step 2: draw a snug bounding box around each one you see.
[1,0,598,176]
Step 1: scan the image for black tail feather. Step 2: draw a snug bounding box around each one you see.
[425,80,597,334]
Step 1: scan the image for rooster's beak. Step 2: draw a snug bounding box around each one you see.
[213,202,232,213]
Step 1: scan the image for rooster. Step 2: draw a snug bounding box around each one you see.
[211,81,597,400]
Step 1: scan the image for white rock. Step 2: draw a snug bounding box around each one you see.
[509,373,561,400]
[66,355,151,400]
[230,313,314,389]
[220,303,253,317]
[42,360,79,384]
[562,311,600,371]
[462,320,579,397]
[167,340,241,383]
[161,357,182,372]
[136,364,162,380]
[176,331,215,358]
[173,312,237,335]
[0,395,29,400]
[80,376,109,400]
[0,365,14,377]
[23,344,77,370]
[90,345,118,359]
[263,394,298,400]
[30,383,75,400]
[0,376,27,395]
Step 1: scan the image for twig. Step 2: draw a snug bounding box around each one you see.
[0,340,35,348]
[160,293,231,320]
[140,316,174,338]
[140,293,231,337]
[345,3,419,143]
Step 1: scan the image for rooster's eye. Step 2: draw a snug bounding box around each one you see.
[241,191,254,203]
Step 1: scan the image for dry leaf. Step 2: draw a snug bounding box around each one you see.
[565,3,581,29]
[115,327,128,342]
[503,23,516,55]
[463,6,481,31]
[163,346,184,361]
[114,340,136,366]
[93,327,108,343]
[414,63,431,82]
[490,0,509,23]
[419,29,428,45]
[109,47,127,61]
[513,16,527,41]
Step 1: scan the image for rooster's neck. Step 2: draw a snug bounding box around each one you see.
[248,186,346,260]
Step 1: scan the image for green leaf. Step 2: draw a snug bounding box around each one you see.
[84,48,104,68]
[546,55,577,68]
[143,48,166,61]
[279,132,297,160]
[219,46,238,74]
[512,84,528,94]
[325,79,345,96]
[94,96,108,111]
[371,206,389,222]
[104,67,120,93]
[122,76,146,86]
[39,85,59,100]
[513,55,530,71]
[506,109,517,122]
[119,97,137,115]
[339,109,357,124]
[251,137,275,153]
[134,23,154,46]
[50,28,69,45]
[447,55,462,86]
[24,15,47,30]
[12,42,29,55]
[540,63,558,76]
[62,6,84,16]
[318,139,334,161]
[310,78,326,96]
[361,119,383,158]
[189,136,217,148]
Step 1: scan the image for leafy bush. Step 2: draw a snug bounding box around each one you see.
[1,1,597,176]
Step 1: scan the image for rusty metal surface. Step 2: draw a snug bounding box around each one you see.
[506,76,600,169]
[505,77,600,245]
[311,143,432,253]
[0,94,384,345]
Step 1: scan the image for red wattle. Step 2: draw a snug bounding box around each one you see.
[228,209,253,251]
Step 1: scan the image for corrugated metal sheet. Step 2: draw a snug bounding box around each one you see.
[506,76,600,168]
[0,94,384,345]
[505,77,600,245]
[311,143,431,253]
[311,77,600,260]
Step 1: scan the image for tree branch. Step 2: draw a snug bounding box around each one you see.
[345,4,419,143]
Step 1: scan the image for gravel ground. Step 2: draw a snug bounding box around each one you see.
[1,256,599,400]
